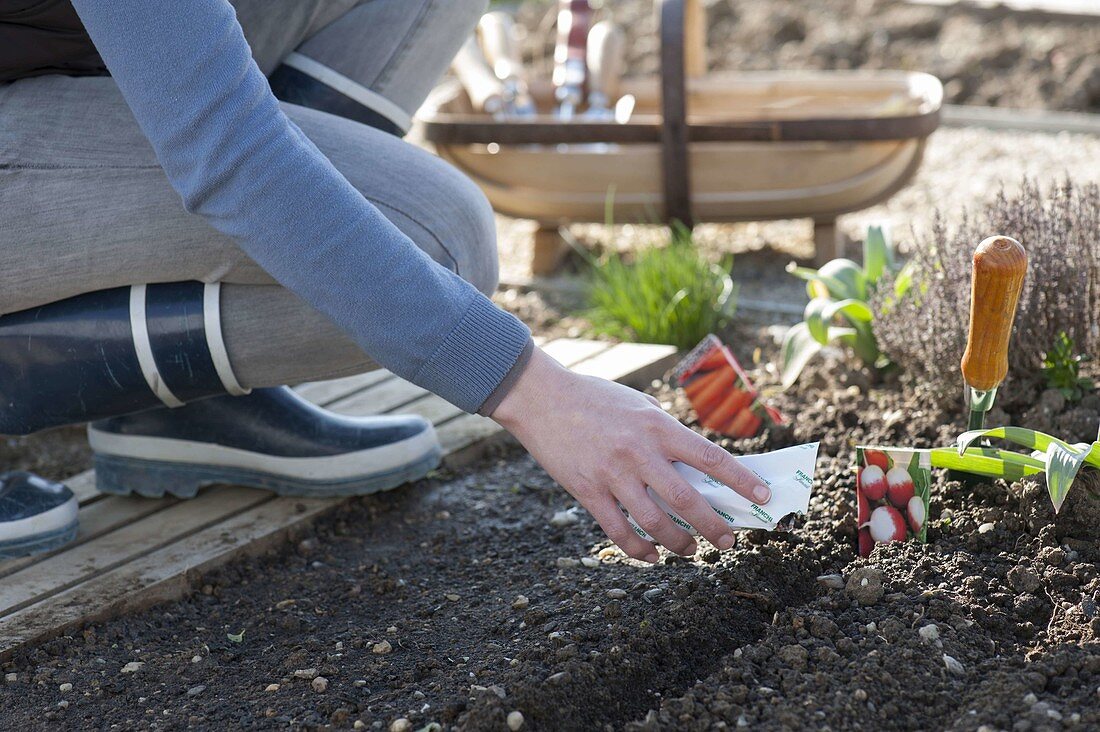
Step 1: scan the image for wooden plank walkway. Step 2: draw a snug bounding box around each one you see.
[0,338,677,662]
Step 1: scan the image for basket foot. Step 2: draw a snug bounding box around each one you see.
[531,225,571,276]
[813,220,848,266]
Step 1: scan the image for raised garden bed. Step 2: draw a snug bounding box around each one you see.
[3,328,1098,730]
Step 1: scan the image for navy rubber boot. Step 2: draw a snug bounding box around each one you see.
[0,282,244,435]
[88,388,442,498]
[0,472,78,558]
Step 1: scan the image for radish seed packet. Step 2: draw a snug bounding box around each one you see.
[856,447,931,557]
[672,335,784,438]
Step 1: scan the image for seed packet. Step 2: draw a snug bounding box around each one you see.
[623,442,819,541]
[855,447,931,557]
[672,334,784,438]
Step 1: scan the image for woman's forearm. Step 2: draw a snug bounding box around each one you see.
[68,0,530,413]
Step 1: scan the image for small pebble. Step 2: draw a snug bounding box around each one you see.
[643,588,664,603]
[389,719,412,732]
[816,574,845,589]
[549,509,579,528]
[943,654,965,675]
[120,662,145,674]
[918,624,940,643]
[978,522,995,534]
[556,557,580,569]
[512,595,530,610]
[265,684,280,692]
[507,710,525,730]
[311,676,328,693]
[186,685,205,697]
[59,683,72,693]
[354,680,368,688]
[580,557,599,568]
[445,593,460,602]
[606,589,627,600]
[853,688,868,702]
[845,568,884,605]
[373,640,393,655]
[354,722,367,730]
[1023,692,1038,705]
[191,655,202,664]
[293,668,318,680]
[4,673,16,683]
[57,700,69,710]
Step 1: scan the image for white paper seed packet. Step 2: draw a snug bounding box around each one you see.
[624,443,819,542]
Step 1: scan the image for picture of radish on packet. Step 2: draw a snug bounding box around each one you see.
[672,335,784,439]
[855,447,931,557]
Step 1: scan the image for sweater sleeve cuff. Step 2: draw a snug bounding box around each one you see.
[477,337,534,417]
[414,295,533,414]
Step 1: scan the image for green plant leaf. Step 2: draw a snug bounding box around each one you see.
[817,258,868,300]
[929,448,1045,482]
[837,321,879,365]
[1044,441,1091,513]
[825,298,874,323]
[227,630,245,643]
[803,298,832,345]
[863,225,889,283]
[780,323,859,388]
[780,322,824,389]
[786,264,848,301]
[955,426,1100,465]
[950,426,1100,512]
[893,260,916,298]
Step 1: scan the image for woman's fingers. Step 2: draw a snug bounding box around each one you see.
[643,460,735,551]
[614,484,697,557]
[585,497,659,563]
[670,424,772,505]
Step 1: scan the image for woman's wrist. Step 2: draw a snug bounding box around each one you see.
[488,346,566,430]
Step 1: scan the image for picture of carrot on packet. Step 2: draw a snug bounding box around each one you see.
[691,367,737,419]
[682,365,730,401]
[726,406,763,438]
[699,388,753,431]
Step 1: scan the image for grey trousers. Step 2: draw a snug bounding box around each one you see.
[0,0,496,387]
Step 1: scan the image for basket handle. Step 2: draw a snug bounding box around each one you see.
[659,0,695,228]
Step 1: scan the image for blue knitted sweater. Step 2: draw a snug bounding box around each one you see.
[69,0,531,414]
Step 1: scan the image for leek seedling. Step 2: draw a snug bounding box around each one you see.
[929,425,1100,513]
[779,225,913,388]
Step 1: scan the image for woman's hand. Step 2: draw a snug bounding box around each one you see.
[490,346,772,562]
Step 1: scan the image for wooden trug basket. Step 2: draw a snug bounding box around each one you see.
[420,0,943,272]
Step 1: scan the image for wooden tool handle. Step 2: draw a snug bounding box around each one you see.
[587,21,626,105]
[478,11,524,83]
[452,35,504,114]
[960,236,1028,392]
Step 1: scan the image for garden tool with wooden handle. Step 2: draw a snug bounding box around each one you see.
[960,236,1028,431]
[584,20,625,120]
[477,11,536,117]
[452,35,506,116]
[553,0,591,120]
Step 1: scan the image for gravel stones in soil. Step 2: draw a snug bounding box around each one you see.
[4,352,1100,729]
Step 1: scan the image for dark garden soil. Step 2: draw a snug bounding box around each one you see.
[4,327,1100,731]
[517,0,1100,114]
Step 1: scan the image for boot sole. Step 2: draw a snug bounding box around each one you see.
[93,447,442,499]
[89,426,443,498]
[0,509,79,559]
